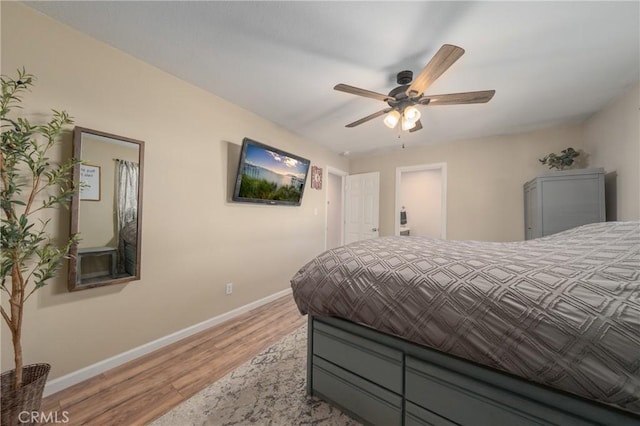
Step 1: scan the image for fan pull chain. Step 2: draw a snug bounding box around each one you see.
[396,123,405,148]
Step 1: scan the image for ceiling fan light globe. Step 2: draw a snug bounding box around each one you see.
[384,110,401,129]
[401,116,417,131]
[403,106,421,123]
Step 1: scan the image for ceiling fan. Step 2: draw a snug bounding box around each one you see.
[334,44,495,132]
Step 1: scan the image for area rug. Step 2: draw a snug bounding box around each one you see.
[151,325,361,426]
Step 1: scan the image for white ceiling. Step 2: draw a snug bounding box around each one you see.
[25,1,639,156]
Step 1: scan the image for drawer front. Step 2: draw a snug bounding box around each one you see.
[313,320,403,393]
[405,401,458,426]
[405,357,592,426]
[313,356,402,426]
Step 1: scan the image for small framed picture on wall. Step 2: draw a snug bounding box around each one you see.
[311,166,323,190]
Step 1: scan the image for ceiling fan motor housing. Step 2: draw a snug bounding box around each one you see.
[387,85,411,107]
[388,71,417,107]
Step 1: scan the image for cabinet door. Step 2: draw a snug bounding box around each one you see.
[539,174,604,236]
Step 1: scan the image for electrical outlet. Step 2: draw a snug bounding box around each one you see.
[225,283,233,295]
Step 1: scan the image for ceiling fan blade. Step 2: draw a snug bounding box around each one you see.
[345,108,392,127]
[334,84,392,102]
[406,44,465,97]
[425,90,496,105]
[409,119,423,133]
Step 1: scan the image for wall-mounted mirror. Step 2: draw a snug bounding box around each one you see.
[68,127,144,291]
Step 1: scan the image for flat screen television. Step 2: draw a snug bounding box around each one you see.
[232,138,311,206]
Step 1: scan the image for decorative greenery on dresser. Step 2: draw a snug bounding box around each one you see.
[538,147,580,170]
[1,68,79,423]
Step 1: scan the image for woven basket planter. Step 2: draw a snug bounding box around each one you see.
[1,364,50,426]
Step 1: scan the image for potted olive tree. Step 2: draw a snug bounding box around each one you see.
[1,69,78,425]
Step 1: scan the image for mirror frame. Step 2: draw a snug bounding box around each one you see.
[68,127,145,291]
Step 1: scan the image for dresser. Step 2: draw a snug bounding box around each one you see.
[523,168,605,240]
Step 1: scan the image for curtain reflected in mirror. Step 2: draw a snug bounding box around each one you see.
[116,160,138,276]
[69,127,144,291]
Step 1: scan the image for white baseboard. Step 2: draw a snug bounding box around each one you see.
[44,287,293,397]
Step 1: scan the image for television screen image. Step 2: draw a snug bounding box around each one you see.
[232,138,311,206]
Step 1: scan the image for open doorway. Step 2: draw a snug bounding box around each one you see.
[395,163,447,238]
[325,166,347,250]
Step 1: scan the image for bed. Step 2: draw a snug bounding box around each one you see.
[291,221,640,425]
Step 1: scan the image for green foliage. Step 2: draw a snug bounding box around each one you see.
[538,147,580,170]
[239,175,302,202]
[1,68,79,387]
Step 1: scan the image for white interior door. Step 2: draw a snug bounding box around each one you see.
[345,172,380,244]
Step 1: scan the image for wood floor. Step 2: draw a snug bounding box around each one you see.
[41,295,307,425]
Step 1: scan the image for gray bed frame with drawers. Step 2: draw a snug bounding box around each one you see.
[306,315,640,426]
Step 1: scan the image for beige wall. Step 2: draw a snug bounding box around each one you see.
[1,3,348,379]
[350,124,585,241]
[584,83,640,221]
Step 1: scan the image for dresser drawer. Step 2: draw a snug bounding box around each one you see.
[405,357,593,426]
[405,401,457,426]
[313,320,403,393]
[313,356,402,426]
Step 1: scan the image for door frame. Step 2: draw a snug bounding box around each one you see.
[395,163,447,238]
[325,166,348,250]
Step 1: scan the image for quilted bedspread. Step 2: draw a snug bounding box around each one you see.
[291,221,640,414]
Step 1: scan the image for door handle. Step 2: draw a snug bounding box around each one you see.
[371,228,378,232]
